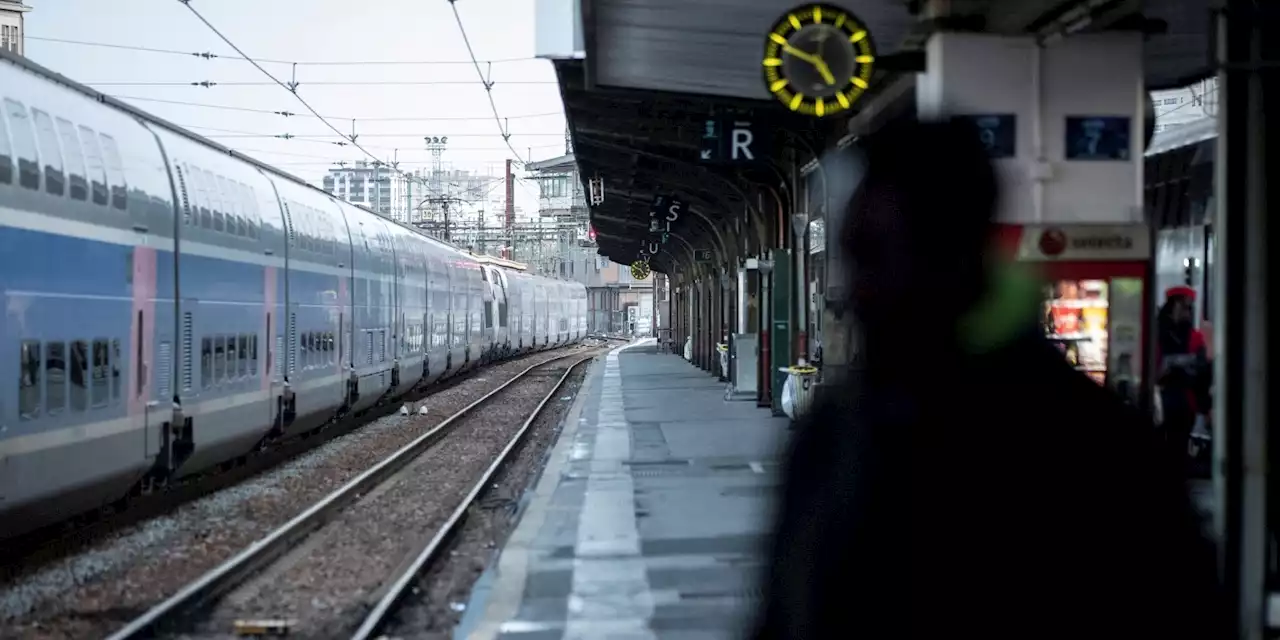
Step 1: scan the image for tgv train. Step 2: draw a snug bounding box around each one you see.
[0,52,587,538]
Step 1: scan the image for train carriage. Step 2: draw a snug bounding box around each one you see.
[0,50,588,540]
[0,59,176,526]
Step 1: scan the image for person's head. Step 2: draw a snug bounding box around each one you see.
[1162,286,1196,325]
[840,116,999,340]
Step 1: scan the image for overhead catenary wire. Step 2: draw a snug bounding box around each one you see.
[177,122,566,139]
[85,80,557,87]
[232,144,564,161]
[447,0,528,165]
[110,94,563,122]
[25,35,538,66]
[172,0,438,192]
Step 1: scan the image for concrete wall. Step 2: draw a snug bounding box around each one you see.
[918,32,1145,225]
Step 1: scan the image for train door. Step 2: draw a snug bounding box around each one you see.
[390,234,403,367]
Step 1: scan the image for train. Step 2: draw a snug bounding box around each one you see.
[0,51,588,539]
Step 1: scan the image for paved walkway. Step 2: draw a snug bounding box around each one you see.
[458,339,789,640]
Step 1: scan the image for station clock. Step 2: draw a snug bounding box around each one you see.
[630,260,652,280]
[761,3,877,118]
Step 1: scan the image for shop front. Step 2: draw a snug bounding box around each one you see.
[994,223,1152,406]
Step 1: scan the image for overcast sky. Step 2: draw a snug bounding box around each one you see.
[21,0,568,213]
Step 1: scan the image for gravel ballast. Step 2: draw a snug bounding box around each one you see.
[383,357,591,639]
[180,354,597,639]
[0,346,592,640]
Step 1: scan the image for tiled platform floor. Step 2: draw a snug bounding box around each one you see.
[458,339,789,640]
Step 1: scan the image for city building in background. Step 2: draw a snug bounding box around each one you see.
[0,0,31,55]
[322,160,395,217]
[525,152,654,334]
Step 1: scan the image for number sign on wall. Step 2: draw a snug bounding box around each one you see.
[1065,116,1132,161]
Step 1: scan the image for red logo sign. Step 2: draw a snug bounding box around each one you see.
[1039,228,1067,256]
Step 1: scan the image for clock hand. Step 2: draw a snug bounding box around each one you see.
[782,43,837,85]
[812,57,836,85]
[780,43,821,66]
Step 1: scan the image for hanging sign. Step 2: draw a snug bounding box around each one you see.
[647,195,686,255]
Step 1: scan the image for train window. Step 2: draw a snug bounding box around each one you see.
[300,331,311,367]
[98,134,127,211]
[201,337,213,389]
[187,166,210,228]
[70,340,89,412]
[3,99,39,190]
[18,340,40,420]
[78,125,109,206]
[30,109,65,197]
[208,171,225,233]
[249,333,259,376]
[0,102,11,185]
[111,339,122,401]
[238,334,249,377]
[55,118,88,202]
[226,336,239,379]
[46,341,66,415]
[213,335,226,382]
[216,175,237,236]
[91,339,110,407]
[484,301,493,329]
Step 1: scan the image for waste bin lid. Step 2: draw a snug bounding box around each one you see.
[716,344,729,352]
[780,366,819,375]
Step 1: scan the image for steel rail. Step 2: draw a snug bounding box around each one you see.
[105,350,593,640]
[351,354,594,640]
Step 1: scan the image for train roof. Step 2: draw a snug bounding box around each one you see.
[470,254,528,271]
[0,47,484,259]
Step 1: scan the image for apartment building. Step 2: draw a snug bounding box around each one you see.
[0,1,32,56]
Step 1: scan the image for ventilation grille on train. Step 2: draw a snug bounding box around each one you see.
[158,341,172,400]
[275,335,284,377]
[181,312,194,391]
[282,200,296,248]
[288,313,297,375]
[175,165,192,227]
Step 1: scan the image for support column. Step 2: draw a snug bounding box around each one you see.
[769,247,793,416]
[1216,5,1279,638]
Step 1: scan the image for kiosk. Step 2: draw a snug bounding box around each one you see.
[993,223,1152,406]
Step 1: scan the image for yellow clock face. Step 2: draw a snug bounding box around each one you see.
[630,260,651,280]
[762,3,876,117]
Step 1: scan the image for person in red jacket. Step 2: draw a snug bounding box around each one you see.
[1156,285,1211,468]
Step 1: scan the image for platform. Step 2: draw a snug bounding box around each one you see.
[458,338,790,640]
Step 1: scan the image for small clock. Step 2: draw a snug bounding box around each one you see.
[630,260,652,280]
[762,3,877,117]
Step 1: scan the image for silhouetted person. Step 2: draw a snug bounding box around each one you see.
[752,116,1226,639]
[1156,286,1212,471]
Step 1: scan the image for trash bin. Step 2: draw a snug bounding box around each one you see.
[779,364,819,421]
[716,343,729,378]
[683,336,693,361]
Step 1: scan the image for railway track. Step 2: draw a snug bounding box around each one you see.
[104,349,600,639]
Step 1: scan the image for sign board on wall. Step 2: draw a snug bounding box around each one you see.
[995,224,1151,262]
[955,114,1017,159]
[699,117,766,165]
